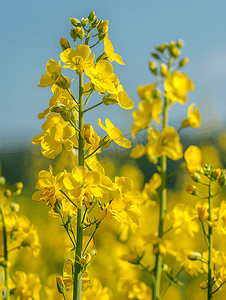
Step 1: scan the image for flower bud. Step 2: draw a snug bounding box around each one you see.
[181,119,189,128]
[0,176,5,186]
[98,31,108,41]
[56,75,71,89]
[10,202,20,212]
[81,18,89,27]
[76,27,85,39]
[70,28,78,41]
[149,60,157,75]
[188,252,201,261]
[99,135,111,148]
[153,88,161,99]
[179,57,189,68]
[88,11,97,22]
[16,182,23,190]
[56,276,66,295]
[151,52,160,59]
[70,18,80,27]
[171,47,180,58]
[97,20,109,33]
[60,38,70,51]
[191,172,202,183]
[70,107,79,122]
[219,170,226,187]
[212,168,221,179]
[4,189,12,198]
[96,209,107,223]
[160,63,168,77]
[60,110,71,122]
[185,184,198,195]
[176,39,185,48]
[0,260,11,268]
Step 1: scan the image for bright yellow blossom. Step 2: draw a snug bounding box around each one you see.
[63,166,104,208]
[32,165,64,206]
[98,118,131,148]
[60,45,95,75]
[142,173,162,204]
[32,113,76,159]
[82,278,113,300]
[37,59,62,87]
[147,127,183,160]
[164,71,195,104]
[184,145,202,173]
[117,278,152,300]
[85,60,118,94]
[102,36,125,65]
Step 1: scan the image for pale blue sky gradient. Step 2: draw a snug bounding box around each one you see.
[1,0,226,146]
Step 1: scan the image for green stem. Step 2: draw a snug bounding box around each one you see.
[83,102,103,114]
[82,223,100,256]
[0,205,10,300]
[208,180,213,300]
[153,98,168,300]
[73,73,84,300]
[84,90,93,108]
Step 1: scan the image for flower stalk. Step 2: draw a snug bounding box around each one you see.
[208,180,213,300]
[153,97,168,300]
[73,73,84,300]
[0,205,10,300]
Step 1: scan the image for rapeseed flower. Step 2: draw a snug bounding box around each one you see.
[98,118,131,148]
[60,45,95,75]
[182,103,201,128]
[32,165,64,206]
[164,71,195,104]
[37,59,62,87]
[184,145,202,173]
[85,60,118,94]
[102,36,125,65]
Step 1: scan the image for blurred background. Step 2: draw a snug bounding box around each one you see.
[1,0,226,299]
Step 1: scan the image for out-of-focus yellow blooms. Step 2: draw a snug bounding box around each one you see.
[160,63,168,77]
[182,104,201,128]
[98,118,131,148]
[12,271,42,300]
[86,60,118,94]
[166,203,199,237]
[184,145,202,173]
[32,165,64,206]
[130,144,146,159]
[202,249,226,274]
[117,278,152,300]
[196,201,209,222]
[37,59,62,87]
[215,266,226,288]
[137,83,157,100]
[102,36,125,65]
[82,278,113,300]
[147,127,183,160]
[142,173,162,204]
[60,45,95,75]
[115,176,143,204]
[164,71,195,104]
[177,248,203,276]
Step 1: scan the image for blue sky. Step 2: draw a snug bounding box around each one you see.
[1,0,226,146]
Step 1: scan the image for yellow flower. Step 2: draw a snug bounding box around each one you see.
[102,36,125,65]
[85,60,118,94]
[147,127,183,160]
[98,118,131,148]
[32,165,64,206]
[131,98,162,137]
[142,173,162,204]
[63,166,103,208]
[37,59,62,87]
[117,278,152,300]
[12,271,42,300]
[102,84,134,110]
[60,45,95,74]
[32,113,76,159]
[38,85,77,120]
[164,71,195,104]
[182,103,201,128]
[184,145,202,173]
[137,83,157,100]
